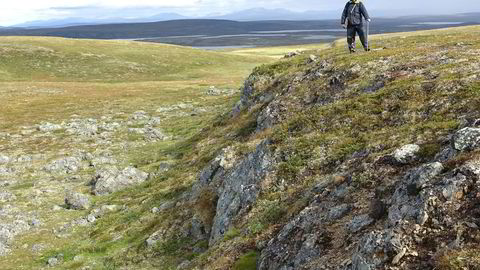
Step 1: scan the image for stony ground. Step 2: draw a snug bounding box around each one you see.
[0,37,273,269]
[0,98,230,267]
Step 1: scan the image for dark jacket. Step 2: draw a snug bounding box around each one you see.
[341,1,370,26]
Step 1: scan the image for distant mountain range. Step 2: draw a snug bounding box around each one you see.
[14,8,343,28]
[14,7,480,29]
[1,12,479,42]
[15,13,188,28]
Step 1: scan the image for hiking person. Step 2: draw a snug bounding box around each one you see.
[341,0,371,53]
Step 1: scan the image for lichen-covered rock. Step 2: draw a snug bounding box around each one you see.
[231,74,272,118]
[44,157,81,174]
[259,199,351,270]
[0,220,31,257]
[37,122,63,132]
[0,166,14,176]
[0,155,10,164]
[388,162,443,225]
[0,192,16,203]
[393,144,420,164]
[90,156,117,167]
[128,127,169,141]
[65,118,99,136]
[92,166,148,195]
[209,140,274,245]
[351,230,406,270]
[347,214,374,233]
[453,127,480,151]
[65,192,91,210]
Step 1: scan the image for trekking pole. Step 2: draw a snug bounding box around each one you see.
[367,20,370,51]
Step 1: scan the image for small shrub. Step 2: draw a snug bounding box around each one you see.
[418,142,442,161]
[435,249,480,270]
[233,251,258,270]
[224,228,241,241]
[248,222,265,235]
[262,204,287,224]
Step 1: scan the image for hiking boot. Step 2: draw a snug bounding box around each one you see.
[349,48,356,53]
[365,48,371,52]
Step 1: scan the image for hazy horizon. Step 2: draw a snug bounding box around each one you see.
[2,0,479,26]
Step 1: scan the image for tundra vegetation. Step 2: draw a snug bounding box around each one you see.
[1,26,480,270]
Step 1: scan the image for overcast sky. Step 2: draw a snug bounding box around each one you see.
[1,0,478,26]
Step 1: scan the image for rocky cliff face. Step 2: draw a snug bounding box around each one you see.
[178,28,480,270]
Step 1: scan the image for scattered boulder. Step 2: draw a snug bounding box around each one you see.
[89,205,120,218]
[453,127,480,151]
[146,229,165,247]
[284,51,300,58]
[393,144,420,164]
[92,166,149,195]
[0,155,10,164]
[87,214,96,223]
[37,122,63,132]
[47,257,59,267]
[153,201,176,214]
[17,155,33,163]
[206,86,223,96]
[90,156,117,167]
[0,220,31,257]
[65,192,91,210]
[128,127,169,141]
[0,192,16,203]
[44,157,81,174]
[307,54,318,63]
[65,119,99,136]
[131,110,149,120]
[0,167,14,176]
[206,86,233,96]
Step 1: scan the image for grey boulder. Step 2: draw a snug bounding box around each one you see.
[453,127,480,151]
[92,166,148,195]
[65,192,91,210]
[393,144,420,164]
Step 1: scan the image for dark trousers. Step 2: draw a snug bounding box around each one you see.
[347,24,368,49]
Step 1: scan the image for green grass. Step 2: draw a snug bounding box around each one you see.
[232,251,258,270]
[3,25,480,270]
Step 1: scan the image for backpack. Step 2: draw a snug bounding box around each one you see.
[348,3,358,25]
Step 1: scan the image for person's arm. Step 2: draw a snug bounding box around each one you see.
[360,3,371,21]
[341,3,350,25]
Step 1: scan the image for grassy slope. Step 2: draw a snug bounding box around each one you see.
[81,25,478,269]
[0,36,273,269]
[0,36,272,130]
[2,26,480,269]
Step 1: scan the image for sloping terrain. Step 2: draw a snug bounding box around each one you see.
[1,26,480,270]
[0,37,273,269]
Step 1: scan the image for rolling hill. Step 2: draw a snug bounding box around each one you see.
[0,14,478,42]
[0,26,480,270]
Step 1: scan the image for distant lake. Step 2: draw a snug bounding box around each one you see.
[416,22,465,25]
[251,29,344,33]
[399,22,466,28]
[194,45,256,50]
[302,35,337,40]
[199,34,288,39]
